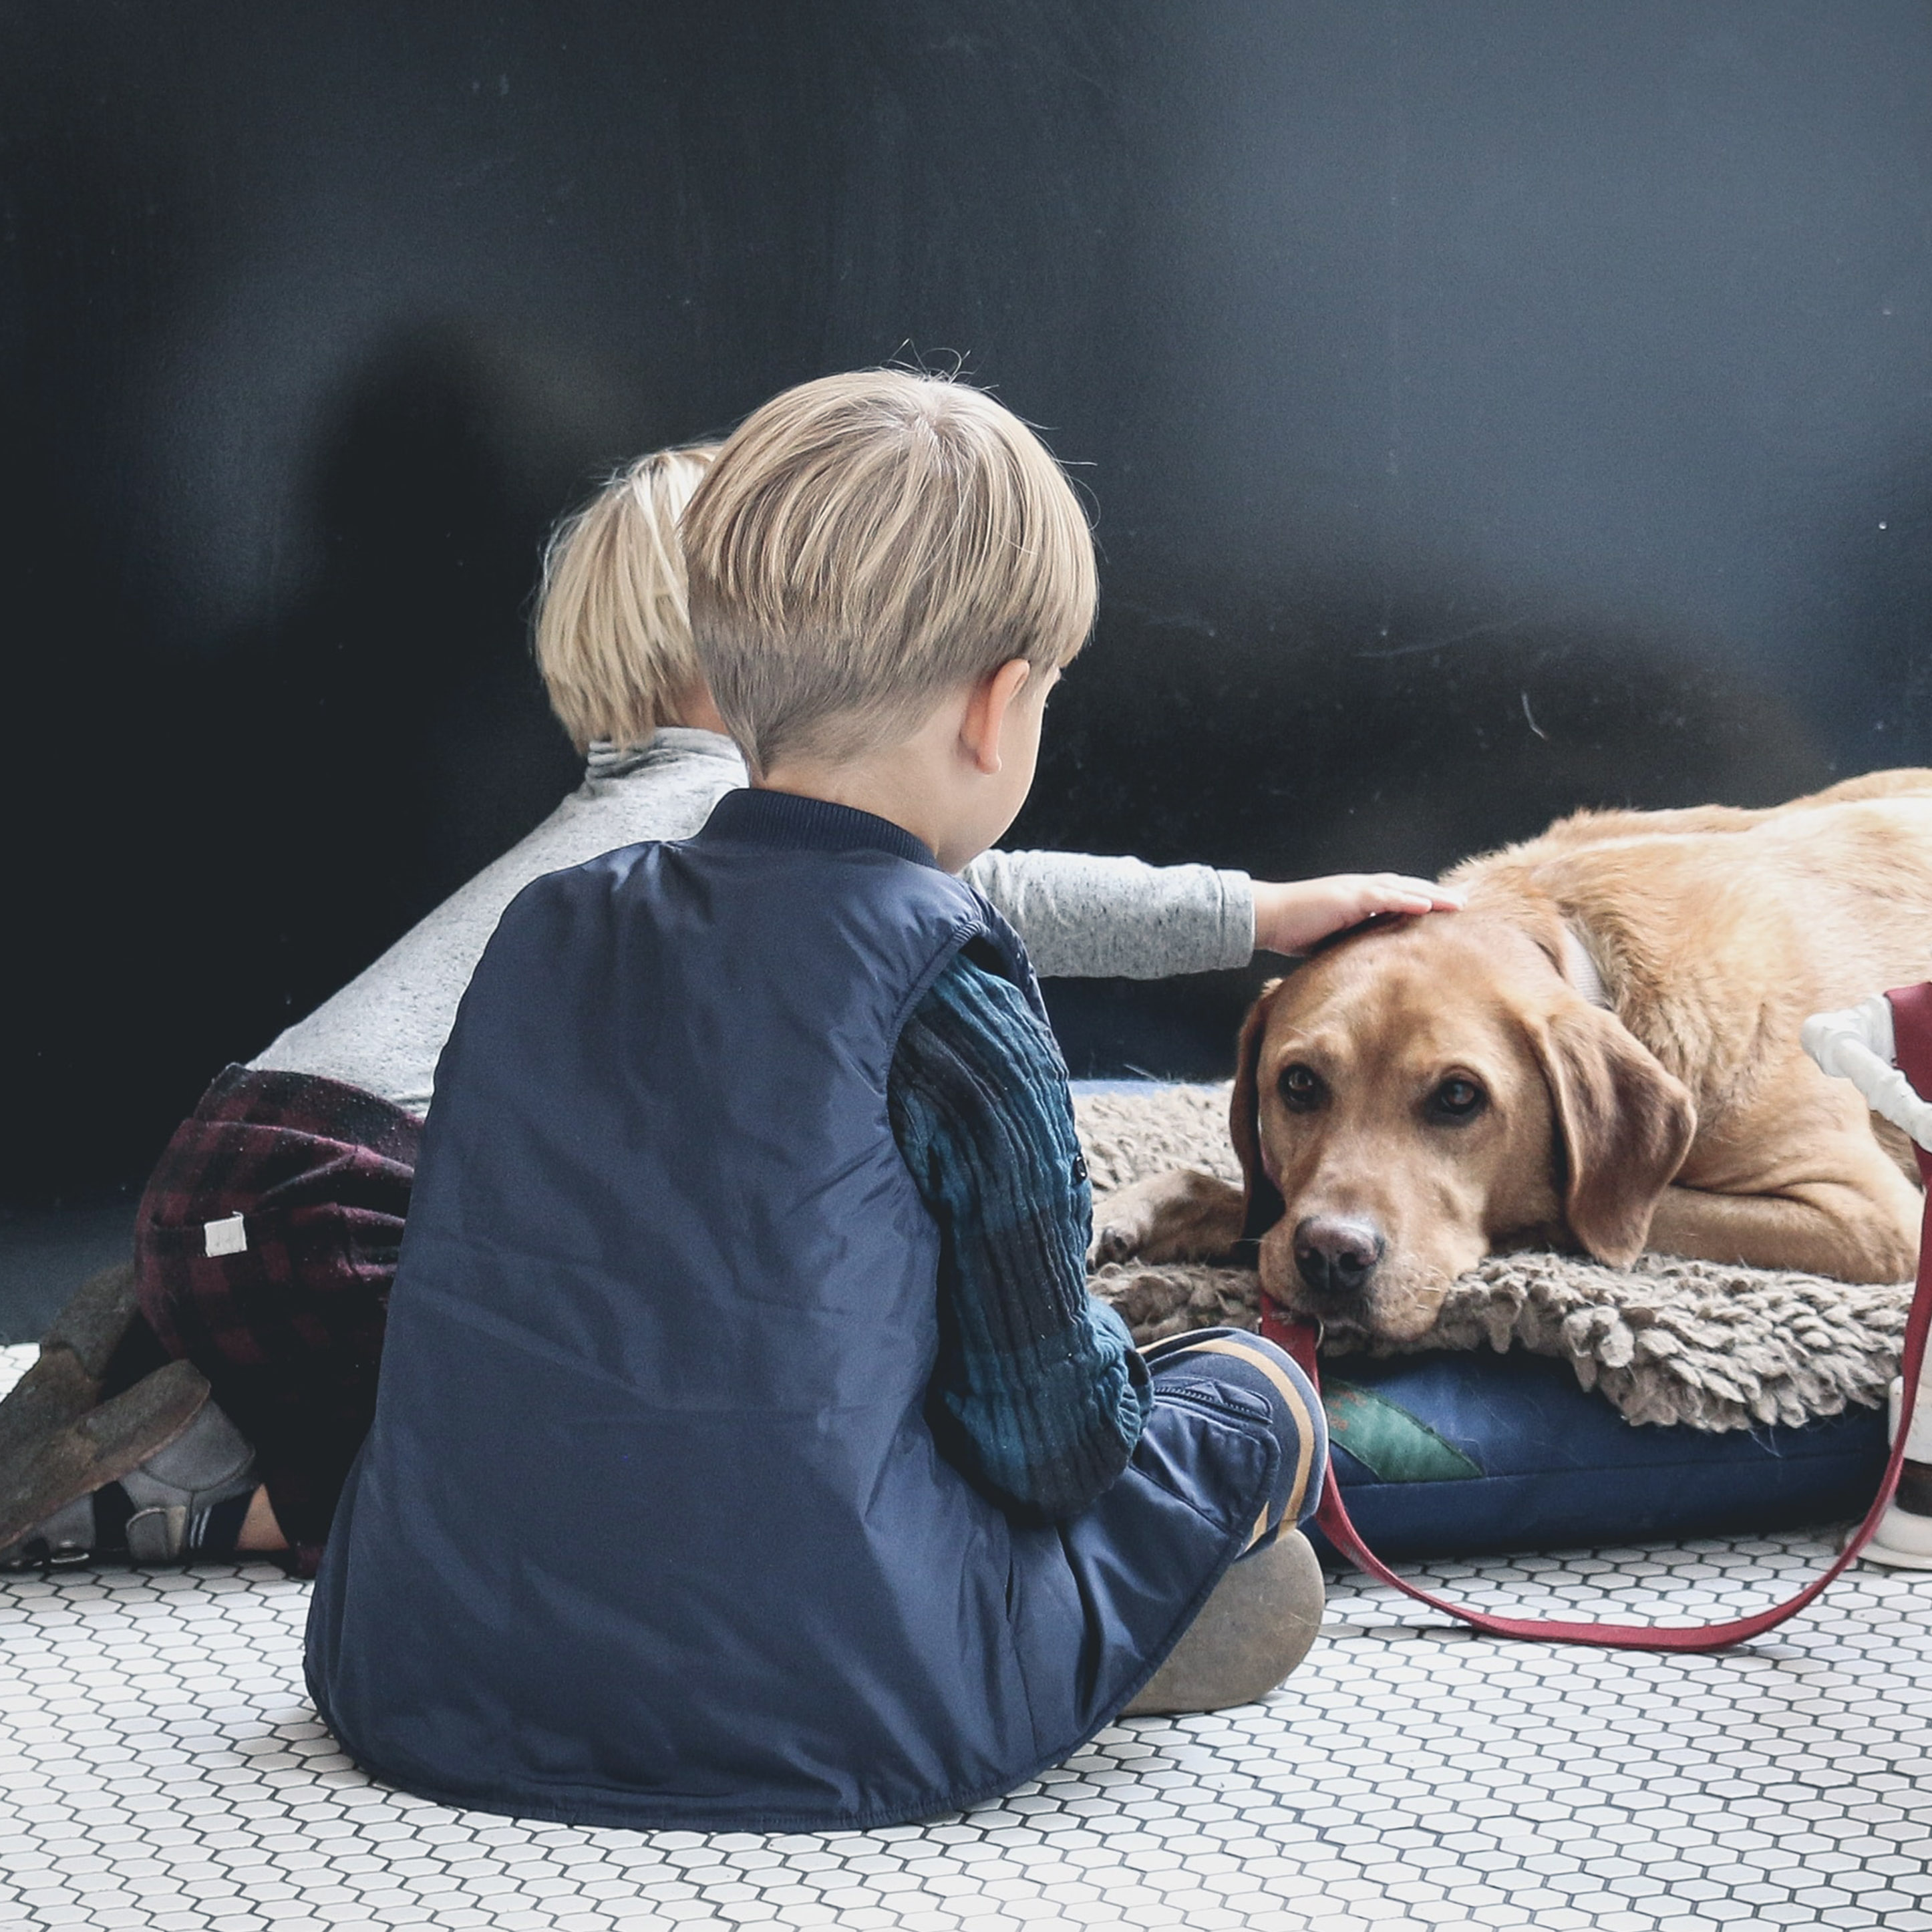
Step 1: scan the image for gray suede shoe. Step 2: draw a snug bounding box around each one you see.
[0,1257,259,1569]
[117,1393,259,1563]
[0,1360,220,1566]
[1122,1528,1326,1716]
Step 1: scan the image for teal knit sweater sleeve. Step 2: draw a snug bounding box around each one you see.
[887,949,1153,1522]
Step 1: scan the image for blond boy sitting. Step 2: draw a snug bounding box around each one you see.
[303,370,1358,1830]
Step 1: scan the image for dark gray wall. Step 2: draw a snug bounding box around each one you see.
[7,1,1932,1200]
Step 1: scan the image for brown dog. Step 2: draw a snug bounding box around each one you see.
[1094,770,1932,1341]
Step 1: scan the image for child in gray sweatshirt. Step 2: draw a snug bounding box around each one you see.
[253,444,1450,1116]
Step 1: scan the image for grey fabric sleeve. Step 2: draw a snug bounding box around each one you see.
[961,848,1255,979]
[251,730,749,1116]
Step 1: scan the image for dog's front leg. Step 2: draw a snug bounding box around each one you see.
[1090,1168,1248,1267]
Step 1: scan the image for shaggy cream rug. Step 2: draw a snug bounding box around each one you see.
[1073,1083,1911,1433]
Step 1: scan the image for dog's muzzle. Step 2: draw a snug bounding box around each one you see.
[1292,1215,1384,1299]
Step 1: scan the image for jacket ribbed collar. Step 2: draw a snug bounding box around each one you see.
[696,786,943,872]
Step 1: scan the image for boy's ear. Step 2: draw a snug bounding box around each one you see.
[964,659,1035,774]
[1230,979,1287,1241]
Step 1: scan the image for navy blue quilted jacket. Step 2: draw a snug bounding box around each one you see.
[305,789,1275,1830]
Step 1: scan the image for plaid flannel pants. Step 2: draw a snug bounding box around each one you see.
[132,1065,420,1575]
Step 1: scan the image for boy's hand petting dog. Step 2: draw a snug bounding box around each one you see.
[1252,874,1464,957]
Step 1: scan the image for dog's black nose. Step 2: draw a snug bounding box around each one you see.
[1293,1216,1384,1298]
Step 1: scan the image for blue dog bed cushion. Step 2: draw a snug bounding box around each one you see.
[1309,1347,1887,1563]
[1070,1078,1894,1559]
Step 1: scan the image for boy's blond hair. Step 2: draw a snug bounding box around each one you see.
[679,370,1096,774]
[534,444,720,752]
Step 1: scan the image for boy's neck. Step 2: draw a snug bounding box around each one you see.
[756,697,993,872]
[754,663,1047,874]
[754,758,951,869]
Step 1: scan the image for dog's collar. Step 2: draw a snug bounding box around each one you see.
[1559,921,1611,1009]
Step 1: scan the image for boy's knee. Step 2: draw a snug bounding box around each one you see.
[1146,1328,1329,1533]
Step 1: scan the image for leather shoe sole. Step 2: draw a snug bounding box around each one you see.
[0,1359,212,1557]
[1122,1528,1326,1716]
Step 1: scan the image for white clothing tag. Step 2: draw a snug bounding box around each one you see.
[204,1214,249,1258]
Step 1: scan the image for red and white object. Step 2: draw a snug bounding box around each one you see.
[1864,1376,1932,1570]
[1802,992,1932,1573]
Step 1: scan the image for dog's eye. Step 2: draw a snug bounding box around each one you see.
[1428,1076,1487,1123]
[1279,1064,1325,1112]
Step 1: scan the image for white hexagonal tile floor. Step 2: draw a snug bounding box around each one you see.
[3,1351,1931,1930]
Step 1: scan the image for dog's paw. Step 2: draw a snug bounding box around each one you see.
[1090,1167,1247,1267]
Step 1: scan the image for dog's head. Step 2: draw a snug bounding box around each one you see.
[1231,913,1696,1340]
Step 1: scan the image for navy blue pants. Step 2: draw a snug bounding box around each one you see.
[1140,1327,1328,1555]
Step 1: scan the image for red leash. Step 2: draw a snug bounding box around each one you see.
[1259,979,1932,1653]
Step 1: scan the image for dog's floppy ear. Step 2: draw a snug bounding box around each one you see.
[1533,1001,1696,1267]
[1230,978,1287,1241]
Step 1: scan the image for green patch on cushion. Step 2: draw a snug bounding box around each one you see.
[1324,1380,1483,1482]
